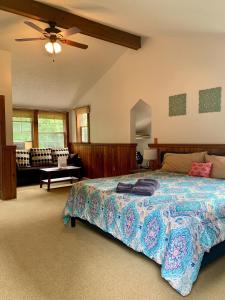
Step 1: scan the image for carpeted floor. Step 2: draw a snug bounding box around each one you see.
[0,185,225,300]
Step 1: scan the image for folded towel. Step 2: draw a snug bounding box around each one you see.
[132,184,156,196]
[116,179,160,196]
[131,178,160,196]
[136,178,160,189]
[116,182,134,193]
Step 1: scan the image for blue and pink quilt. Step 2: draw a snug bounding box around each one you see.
[63,171,225,296]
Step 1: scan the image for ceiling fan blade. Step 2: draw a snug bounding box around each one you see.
[24,21,45,34]
[61,26,81,37]
[61,39,88,49]
[15,38,46,42]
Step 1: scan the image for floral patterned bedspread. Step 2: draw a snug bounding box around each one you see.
[63,171,225,296]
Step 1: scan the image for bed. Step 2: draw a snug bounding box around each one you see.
[63,169,225,296]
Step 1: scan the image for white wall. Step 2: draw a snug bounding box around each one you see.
[71,35,225,144]
[0,49,12,145]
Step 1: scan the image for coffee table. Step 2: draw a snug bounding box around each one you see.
[40,166,81,191]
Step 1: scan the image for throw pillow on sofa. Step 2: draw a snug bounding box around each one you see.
[30,148,52,166]
[51,148,69,165]
[16,150,30,167]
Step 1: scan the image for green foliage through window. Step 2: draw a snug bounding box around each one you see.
[81,126,88,143]
[13,110,67,148]
[13,117,32,142]
[38,118,65,148]
[80,113,89,142]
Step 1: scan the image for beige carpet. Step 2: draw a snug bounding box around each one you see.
[0,185,225,300]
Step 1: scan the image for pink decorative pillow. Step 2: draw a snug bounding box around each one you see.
[188,162,212,178]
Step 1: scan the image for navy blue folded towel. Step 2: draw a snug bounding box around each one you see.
[116,178,160,195]
[132,184,156,196]
[136,178,160,189]
[116,182,134,193]
[132,178,160,196]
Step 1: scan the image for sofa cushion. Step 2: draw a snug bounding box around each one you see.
[16,150,30,167]
[51,147,69,165]
[30,148,52,166]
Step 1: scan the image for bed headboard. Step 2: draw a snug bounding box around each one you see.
[149,143,225,168]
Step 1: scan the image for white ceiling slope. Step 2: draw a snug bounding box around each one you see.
[2,0,225,109]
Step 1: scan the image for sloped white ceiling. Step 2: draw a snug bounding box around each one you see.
[39,0,225,36]
[2,0,225,109]
[0,10,126,110]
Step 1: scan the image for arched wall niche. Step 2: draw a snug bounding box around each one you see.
[130,99,151,155]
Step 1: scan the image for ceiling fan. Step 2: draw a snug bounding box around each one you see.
[15,21,88,55]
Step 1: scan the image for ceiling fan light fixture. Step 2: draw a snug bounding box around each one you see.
[16,21,88,54]
[45,41,62,54]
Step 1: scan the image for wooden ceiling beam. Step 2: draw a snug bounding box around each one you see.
[0,0,141,50]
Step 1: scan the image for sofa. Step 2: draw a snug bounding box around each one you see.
[16,147,83,186]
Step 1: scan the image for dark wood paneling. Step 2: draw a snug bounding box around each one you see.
[149,143,225,168]
[66,112,70,148]
[33,110,38,148]
[0,0,141,50]
[70,143,137,178]
[91,145,105,178]
[0,95,6,146]
[0,96,17,200]
[0,145,17,200]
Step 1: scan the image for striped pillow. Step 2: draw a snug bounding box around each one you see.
[16,150,30,167]
[51,148,69,165]
[30,148,52,166]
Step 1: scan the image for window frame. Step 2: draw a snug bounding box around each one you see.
[12,109,34,147]
[74,106,90,143]
[38,111,67,148]
[12,108,69,148]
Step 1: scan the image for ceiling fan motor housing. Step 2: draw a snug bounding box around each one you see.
[45,21,61,34]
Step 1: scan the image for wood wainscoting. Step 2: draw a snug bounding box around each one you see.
[70,143,137,178]
[149,143,225,168]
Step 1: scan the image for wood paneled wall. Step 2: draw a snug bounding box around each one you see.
[149,143,225,168]
[70,143,137,178]
[0,96,17,200]
[0,145,17,200]
[0,95,6,146]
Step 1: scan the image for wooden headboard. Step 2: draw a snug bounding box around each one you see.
[149,144,225,168]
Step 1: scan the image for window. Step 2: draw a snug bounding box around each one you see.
[38,111,67,148]
[75,106,90,143]
[13,110,33,148]
[12,109,68,148]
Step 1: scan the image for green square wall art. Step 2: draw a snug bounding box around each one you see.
[169,93,187,117]
[199,87,221,113]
